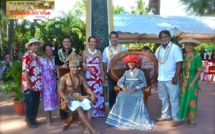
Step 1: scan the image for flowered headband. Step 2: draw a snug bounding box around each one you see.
[123,55,140,64]
[68,53,82,67]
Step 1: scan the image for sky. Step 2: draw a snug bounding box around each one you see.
[54,0,187,16]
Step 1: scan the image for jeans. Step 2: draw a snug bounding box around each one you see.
[158,81,181,121]
[108,73,117,109]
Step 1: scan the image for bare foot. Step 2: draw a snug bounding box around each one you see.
[46,118,53,125]
[91,129,99,134]
[83,127,90,134]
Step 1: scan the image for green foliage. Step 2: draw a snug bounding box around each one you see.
[1,60,23,102]
[195,43,215,52]
[179,0,215,16]
[130,0,149,14]
[113,6,127,14]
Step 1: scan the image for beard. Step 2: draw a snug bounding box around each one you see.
[162,40,170,45]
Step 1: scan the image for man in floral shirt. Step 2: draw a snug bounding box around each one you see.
[22,38,43,128]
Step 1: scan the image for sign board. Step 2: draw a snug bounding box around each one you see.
[6,0,55,19]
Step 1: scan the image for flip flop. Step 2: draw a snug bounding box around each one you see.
[183,120,190,126]
[187,123,196,128]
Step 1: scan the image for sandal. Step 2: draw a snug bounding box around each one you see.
[187,123,196,128]
[183,120,190,126]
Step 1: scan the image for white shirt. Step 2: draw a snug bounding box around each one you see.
[155,42,183,81]
[102,45,127,71]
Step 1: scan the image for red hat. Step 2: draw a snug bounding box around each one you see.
[123,55,140,64]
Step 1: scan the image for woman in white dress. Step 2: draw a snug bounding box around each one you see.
[106,55,154,130]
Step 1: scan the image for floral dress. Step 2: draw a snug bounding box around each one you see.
[178,52,202,121]
[85,56,105,117]
[106,68,154,130]
[39,57,59,111]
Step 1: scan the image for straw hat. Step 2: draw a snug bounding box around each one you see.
[25,38,44,49]
[178,38,201,46]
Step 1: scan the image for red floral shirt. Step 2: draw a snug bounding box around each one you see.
[22,50,42,92]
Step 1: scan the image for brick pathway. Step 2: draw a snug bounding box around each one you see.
[0,81,214,134]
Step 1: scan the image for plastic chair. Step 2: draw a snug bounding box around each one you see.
[203,66,215,83]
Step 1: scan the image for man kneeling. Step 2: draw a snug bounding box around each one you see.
[58,53,98,134]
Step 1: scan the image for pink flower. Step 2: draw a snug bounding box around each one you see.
[51,46,55,51]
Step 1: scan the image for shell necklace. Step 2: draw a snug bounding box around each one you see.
[157,42,172,64]
[88,48,97,56]
[44,56,54,69]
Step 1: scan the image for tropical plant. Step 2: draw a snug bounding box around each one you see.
[148,0,160,15]
[130,0,149,14]
[57,10,86,53]
[1,60,23,102]
[179,0,215,16]
[0,10,8,57]
[113,6,127,14]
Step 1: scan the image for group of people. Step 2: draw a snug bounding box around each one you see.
[154,30,202,128]
[21,30,203,133]
[200,46,214,60]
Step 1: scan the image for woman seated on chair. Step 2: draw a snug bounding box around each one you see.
[106,55,154,130]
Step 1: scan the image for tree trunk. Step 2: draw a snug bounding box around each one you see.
[0,28,3,57]
[8,20,14,60]
[148,0,160,15]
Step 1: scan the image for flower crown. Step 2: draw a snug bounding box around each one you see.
[123,55,140,64]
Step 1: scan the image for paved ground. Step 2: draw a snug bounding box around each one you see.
[0,81,214,134]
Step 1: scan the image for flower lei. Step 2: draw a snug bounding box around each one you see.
[183,52,201,79]
[58,48,76,64]
[157,42,172,64]
[107,45,122,60]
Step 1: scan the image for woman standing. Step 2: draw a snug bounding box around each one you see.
[82,36,105,118]
[106,55,154,130]
[178,38,203,128]
[39,44,59,124]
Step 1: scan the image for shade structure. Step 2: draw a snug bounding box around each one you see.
[114,14,215,43]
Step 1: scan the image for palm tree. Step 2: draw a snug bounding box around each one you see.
[55,9,86,52]
[0,10,8,58]
[130,0,149,15]
[148,0,160,15]
[7,20,15,57]
[113,6,127,14]
[179,0,215,16]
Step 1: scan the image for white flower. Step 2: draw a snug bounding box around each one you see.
[30,76,37,82]
[34,66,42,76]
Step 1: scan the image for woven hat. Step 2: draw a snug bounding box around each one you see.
[178,38,201,46]
[68,53,82,67]
[25,38,44,49]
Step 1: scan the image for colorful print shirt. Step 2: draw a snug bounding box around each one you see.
[22,50,42,92]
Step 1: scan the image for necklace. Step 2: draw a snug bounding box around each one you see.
[157,43,172,64]
[107,45,121,60]
[88,48,97,56]
[69,73,80,90]
[44,56,54,69]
